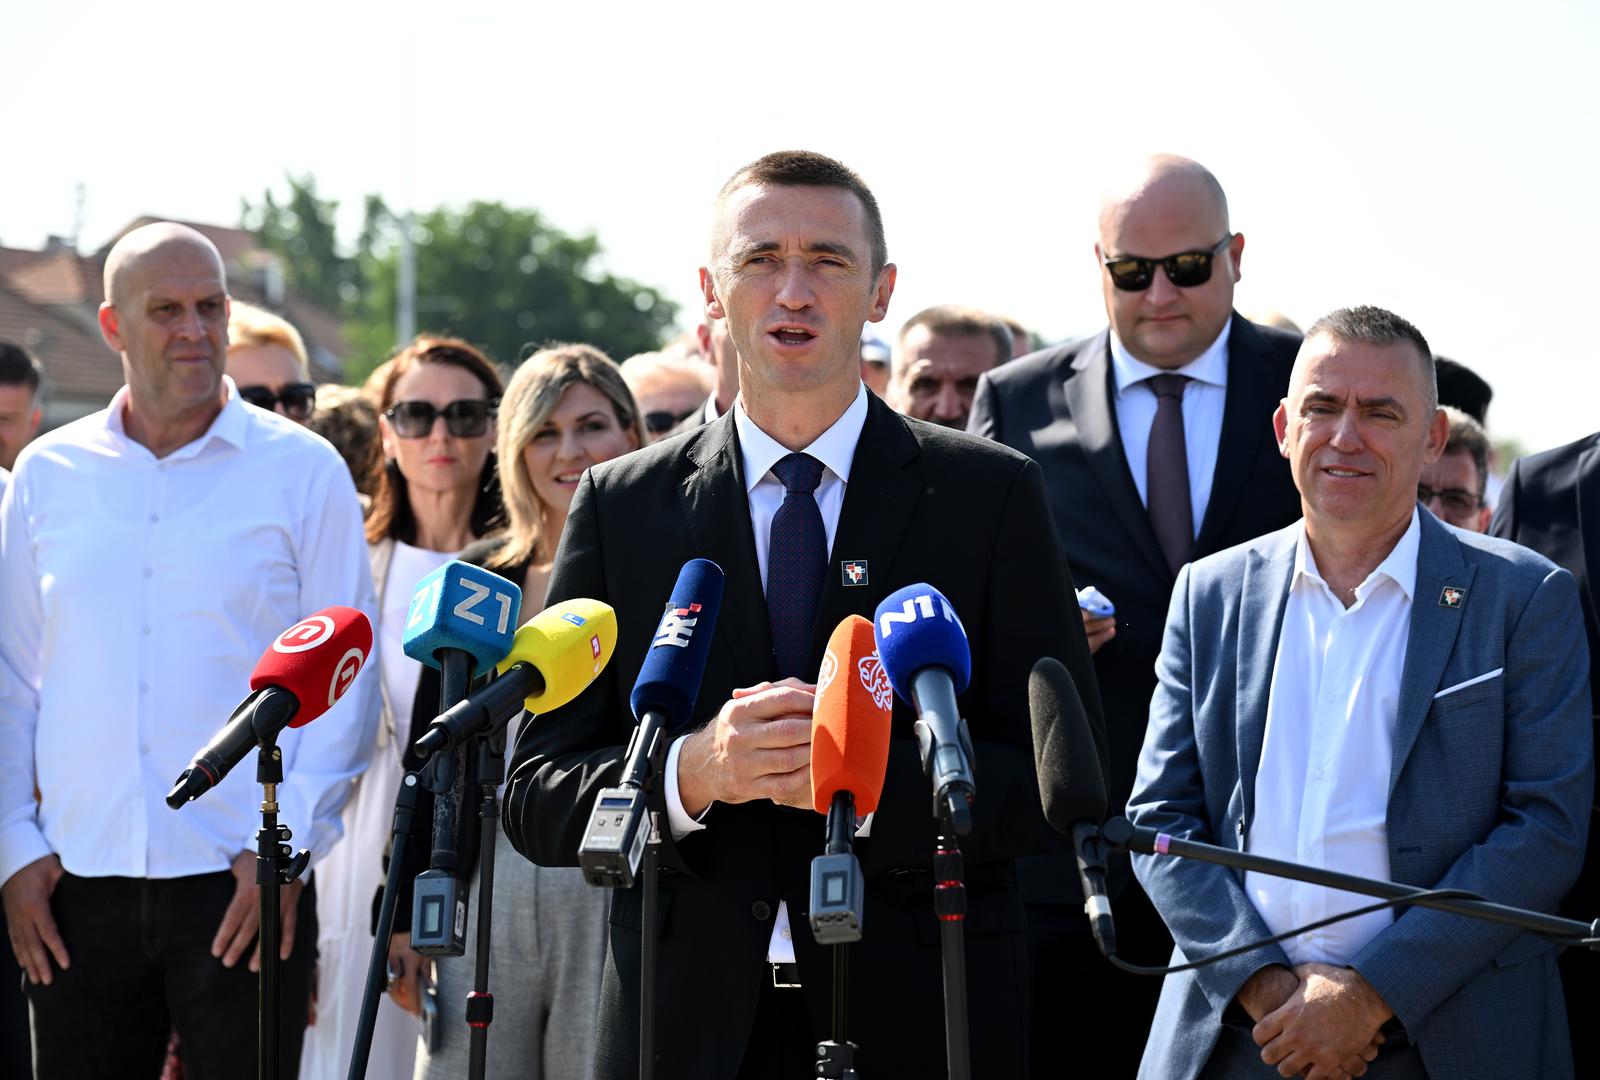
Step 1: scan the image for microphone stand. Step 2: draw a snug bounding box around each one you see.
[815,798,861,1080]
[1099,817,1600,944]
[254,728,310,1080]
[464,715,512,1080]
[639,735,667,1080]
[345,772,422,1080]
[933,808,970,1080]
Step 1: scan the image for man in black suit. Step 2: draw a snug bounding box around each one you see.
[502,150,1101,1080]
[1490,431,1600,1073]
[967,154,1302,1075]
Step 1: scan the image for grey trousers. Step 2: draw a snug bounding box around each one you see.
[1199,1024,1427,1080]
[416,840,609,1080]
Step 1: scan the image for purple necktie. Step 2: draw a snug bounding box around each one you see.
[1146,373,1193,576]
[766,453,827,679]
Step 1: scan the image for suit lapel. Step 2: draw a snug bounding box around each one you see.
[1235,531,1296,828]
[1390,513,1475,798]
[1061,331,1170,583]
[807,395,923,662]
[1577,442,1600,624]
[683,413,774,686]
[1196,315,1288,555]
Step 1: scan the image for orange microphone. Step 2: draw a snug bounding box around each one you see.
[809,614,893,945]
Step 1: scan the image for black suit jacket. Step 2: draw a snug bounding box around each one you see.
[968,314,1301,879]
[1491,430,1600,917]
[502,391,1101,1080]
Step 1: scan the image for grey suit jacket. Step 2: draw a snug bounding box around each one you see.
[1129,510,1592,1080]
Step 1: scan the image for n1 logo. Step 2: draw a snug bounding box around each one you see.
[451,575,515,635]
[877,593,965,639]
[653,603,702,649]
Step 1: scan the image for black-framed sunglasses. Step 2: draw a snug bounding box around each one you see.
[644,407,697,435]
[239,382,317,420]
[1417,483,1482,519]
[384,399,497,438]
[1102,235,1233,292]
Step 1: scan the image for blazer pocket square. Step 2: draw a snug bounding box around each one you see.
[1433,668,1504,700]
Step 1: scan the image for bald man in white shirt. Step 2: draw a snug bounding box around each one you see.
[0,223,378,1079]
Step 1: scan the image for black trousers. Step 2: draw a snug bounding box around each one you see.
[23,869,316,1080]
[1,909,31,1078]
[734,981,816,1080]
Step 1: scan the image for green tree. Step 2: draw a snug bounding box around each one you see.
[244,178,677,385]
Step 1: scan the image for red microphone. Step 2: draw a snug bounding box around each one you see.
[809,614,893,944]
[167,607,373,808]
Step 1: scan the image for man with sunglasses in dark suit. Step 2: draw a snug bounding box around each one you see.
[968,154,1303,1075]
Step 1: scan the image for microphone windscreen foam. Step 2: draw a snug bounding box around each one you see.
[250,606,373,728]
[811,615,894,814]
[630,559,724,730]
[872,583,971,704]
[497,598,618,712]
[401,560,523,673]
[1029,656,1107,834]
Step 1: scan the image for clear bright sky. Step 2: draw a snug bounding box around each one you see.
[5,0,1596,454]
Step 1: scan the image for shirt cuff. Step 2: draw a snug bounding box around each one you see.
[664,736,710,842]
[0,820,53,889]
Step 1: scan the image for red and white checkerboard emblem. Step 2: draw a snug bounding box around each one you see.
[841,560,869,587]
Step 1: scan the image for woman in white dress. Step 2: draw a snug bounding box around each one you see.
[298,337,504,1080]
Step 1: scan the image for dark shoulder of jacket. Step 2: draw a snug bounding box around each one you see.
[459,534,508,569]
[981,335,1098,396]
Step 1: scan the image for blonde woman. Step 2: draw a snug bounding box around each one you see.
[412,343,644,1080]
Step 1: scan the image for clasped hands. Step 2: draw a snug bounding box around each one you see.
[676,678,816,819]
[1237,963,1393,1080]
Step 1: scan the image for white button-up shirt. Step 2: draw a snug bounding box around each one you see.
[0,379,380,886]
[1109,323,1230,538]
[1245,510,1420,965]
[662,383,870,963]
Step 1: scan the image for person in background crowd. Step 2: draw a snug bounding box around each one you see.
[502,148,1100,1080]
[887,304,1010,430]
[1000,314,1033,358]
[621,348,714,441]
[409,342,645,1080]
[667,318,740,438]
[0,343,44,472]
[1419,406,1492,533]
[309,383,383,508]
[968,154,1303,1078]
[298,337,504,1080]
[1434,357,1500,508]
[1248,309,1304,335]
[858,329,890,397]
[0,222,377,1078]
[0,459,19,1079]
[1131,305,1590,1080]
[1491,427,1600,1076]
[227,300,317,427]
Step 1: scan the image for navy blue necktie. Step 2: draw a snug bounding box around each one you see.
[766,453,827,679]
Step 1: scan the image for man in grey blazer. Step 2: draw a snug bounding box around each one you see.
[1130,306,1592,1079]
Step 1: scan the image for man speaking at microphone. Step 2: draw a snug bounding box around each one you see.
[503,151,1101,1079]
[1128,307,1591,1079]
[0,223,378,1078]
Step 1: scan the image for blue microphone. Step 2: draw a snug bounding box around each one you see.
[400,560,522,955]
[580,558,725,888]
[874,583,976,834]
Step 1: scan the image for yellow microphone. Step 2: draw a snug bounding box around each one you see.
[414,598,617,754]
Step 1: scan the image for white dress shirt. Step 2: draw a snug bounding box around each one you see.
[1109,323,1230,538]
[662,383,870,963]
[1245,510,1421,965]
[0,379,380,886]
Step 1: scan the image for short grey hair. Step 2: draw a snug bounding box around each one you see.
[1305,304,1436,413]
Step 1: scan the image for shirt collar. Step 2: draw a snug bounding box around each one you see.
[1292,507,1422,602]
[1109,319,1231,397]
[102,375,251,457]
[733,382,869,494]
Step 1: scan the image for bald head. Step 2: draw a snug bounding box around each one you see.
[1097,155,1230,244]
[104,223,226,306]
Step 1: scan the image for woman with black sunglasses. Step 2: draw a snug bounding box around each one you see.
[298,336,505,1080]
[226,300,318,425]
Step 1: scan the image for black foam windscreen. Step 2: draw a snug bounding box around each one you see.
[1029,656,1107,835]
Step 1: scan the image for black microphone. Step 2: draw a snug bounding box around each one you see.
[1029,656,1116,958]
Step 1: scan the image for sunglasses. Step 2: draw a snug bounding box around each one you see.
[1102,235,1233,292]
[644,407,697,435]
[239,382,317,420]
[384,399,497,438]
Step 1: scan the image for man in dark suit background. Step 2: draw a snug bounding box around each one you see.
[1491,430,1600,1073]
[967,154,1302,1073]
[503,150,1101,1079]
